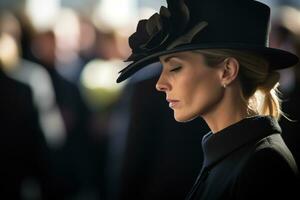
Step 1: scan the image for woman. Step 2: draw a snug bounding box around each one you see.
[117,0,299,199]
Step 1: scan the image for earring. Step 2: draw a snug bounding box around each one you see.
[223,84,227,88]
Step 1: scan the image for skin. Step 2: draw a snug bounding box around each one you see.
[156,51,250,133]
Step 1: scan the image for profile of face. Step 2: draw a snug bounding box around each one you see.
[156,51,226,122]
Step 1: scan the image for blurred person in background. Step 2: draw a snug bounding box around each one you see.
[31,29,100,199]
[79,25,132,200]
[0,32,52,200]
[0,9,66,150]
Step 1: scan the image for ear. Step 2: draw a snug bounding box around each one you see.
[219,57,239,87]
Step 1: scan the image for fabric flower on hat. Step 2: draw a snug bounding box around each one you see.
[125,0,190,62]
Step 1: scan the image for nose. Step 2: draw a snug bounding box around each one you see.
[156,73,171,92]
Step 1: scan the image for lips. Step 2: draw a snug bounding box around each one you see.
[167,99,180,108]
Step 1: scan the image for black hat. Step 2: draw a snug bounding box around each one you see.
[116,0,299,83]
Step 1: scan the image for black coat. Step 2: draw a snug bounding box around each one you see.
[0,69,51,199]
[186,116,299,200]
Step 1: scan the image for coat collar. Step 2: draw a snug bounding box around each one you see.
[202,116,282,169]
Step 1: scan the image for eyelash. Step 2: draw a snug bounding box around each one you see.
[170,66,182,72]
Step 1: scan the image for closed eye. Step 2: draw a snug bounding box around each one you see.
[170,66,182,72]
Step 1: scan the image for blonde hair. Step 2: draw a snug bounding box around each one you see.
[194,49,283,120]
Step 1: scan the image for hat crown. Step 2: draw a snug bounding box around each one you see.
[185,0,271,46]
[126,0,271,62]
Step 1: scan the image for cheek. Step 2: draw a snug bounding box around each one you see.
[195,78,221,105]
[188,71,219,101]
[182,71,222,117]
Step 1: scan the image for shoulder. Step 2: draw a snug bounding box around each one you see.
[234,134,299,199]
[249,134,298,174]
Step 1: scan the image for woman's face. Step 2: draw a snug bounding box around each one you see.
[157,51,225,122]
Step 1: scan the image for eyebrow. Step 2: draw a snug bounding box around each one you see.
[163,55,183,63]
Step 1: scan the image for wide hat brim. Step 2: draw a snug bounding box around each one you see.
[116,43,299,83]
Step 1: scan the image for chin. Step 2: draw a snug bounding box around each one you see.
[174,112,199,123]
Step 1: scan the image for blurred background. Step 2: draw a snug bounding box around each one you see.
[0,0,300,199]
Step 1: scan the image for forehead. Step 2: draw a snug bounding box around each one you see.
[159,51,188,62]
[159,51,203,64]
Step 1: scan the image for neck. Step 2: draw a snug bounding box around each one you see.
[202,86,250,134]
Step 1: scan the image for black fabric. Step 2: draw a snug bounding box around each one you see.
[185,116,299,200]
[117,0,299,83]
[0,69,52,199]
